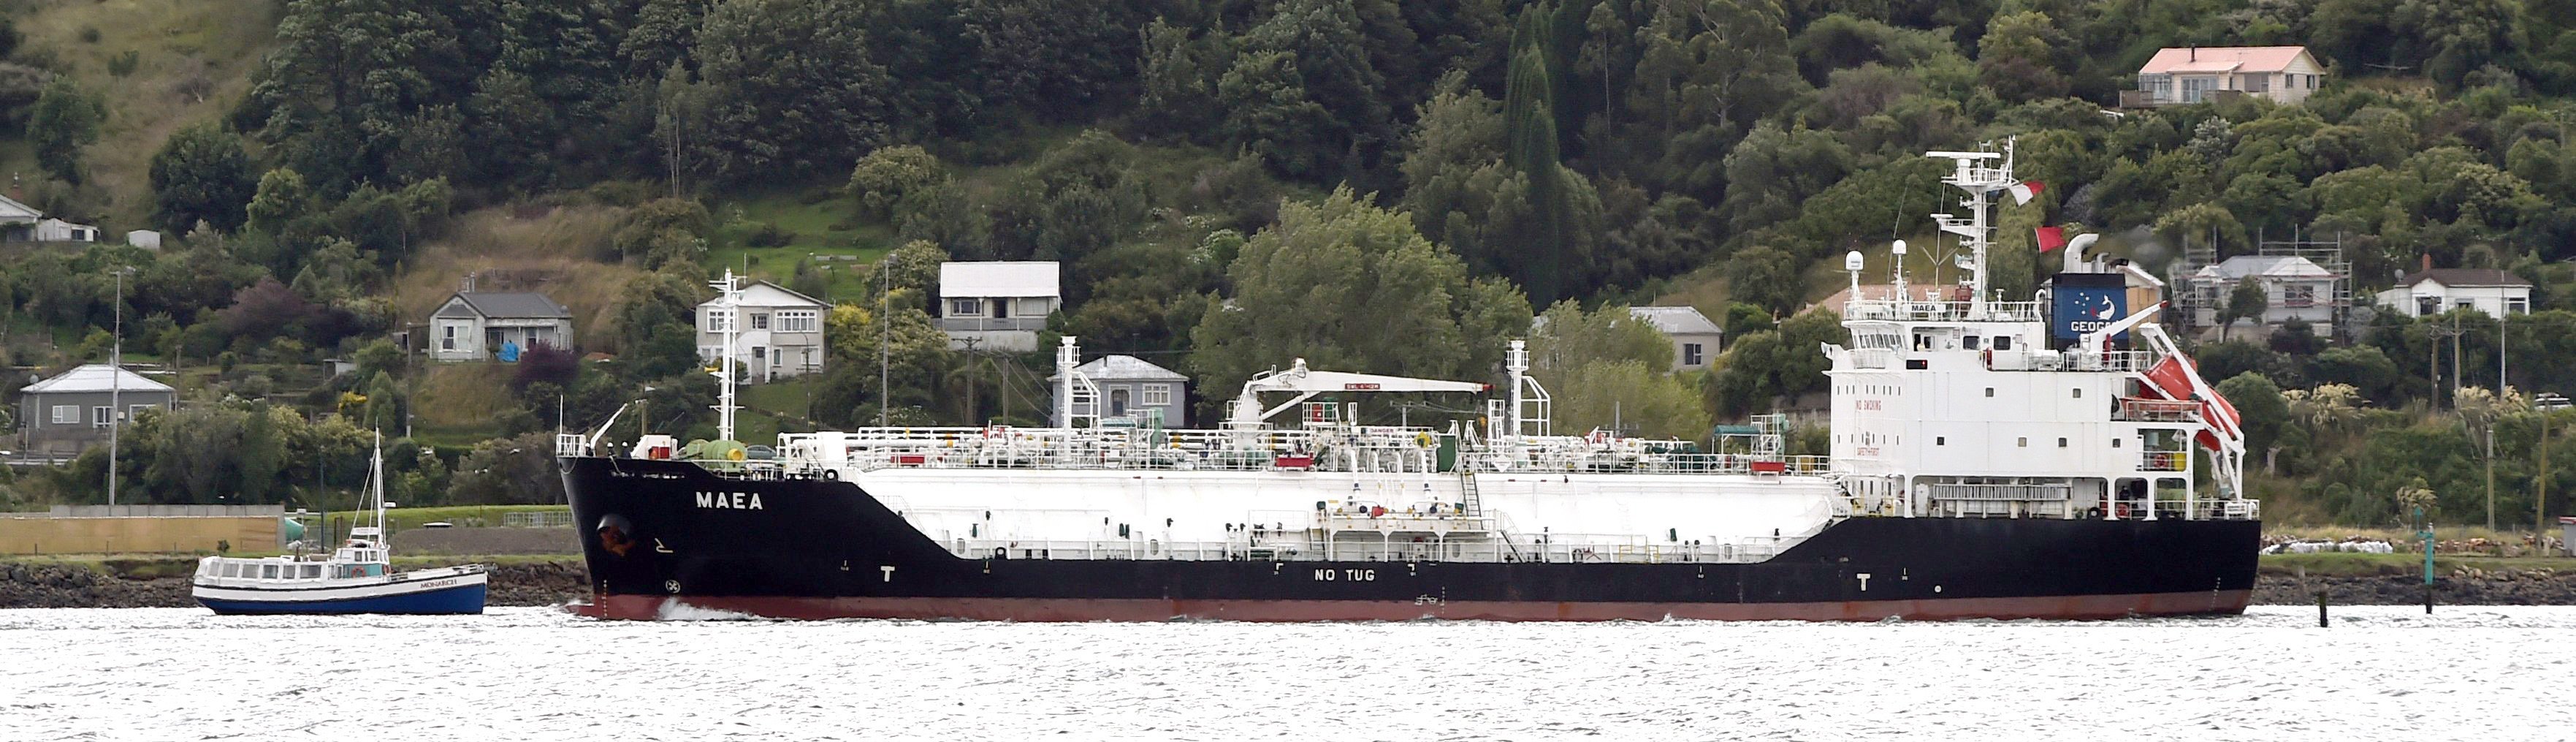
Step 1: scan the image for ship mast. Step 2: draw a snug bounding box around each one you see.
[1926,138,2023,319]
[709,270,742,442]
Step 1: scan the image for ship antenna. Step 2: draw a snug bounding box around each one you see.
[1889,239,1908,306]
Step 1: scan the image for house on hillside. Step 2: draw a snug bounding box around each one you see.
[0,194,99,243]
[14,365,175,457]
[939,261,1060,352]
[1626,306,1724,371]
[696,281,829,382]
[1051,355,1188,426]
[426,291,575,362]
[2124,46,2325,107]
[2183,255,2337,336]
[2374,268,2532,319]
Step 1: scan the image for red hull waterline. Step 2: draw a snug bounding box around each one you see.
[568,590,2252,622]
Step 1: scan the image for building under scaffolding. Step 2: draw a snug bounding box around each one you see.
[2170,232,2353,341]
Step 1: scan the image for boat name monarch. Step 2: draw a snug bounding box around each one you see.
[696,491,766,510]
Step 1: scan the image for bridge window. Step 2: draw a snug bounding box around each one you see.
[2017,437,2028,447]
[1994,336,2013,350]
[2072,388,2082,398]
[1936,436,1946,445]
[1985,387,1995,397]
[2058,438,2068,447]
[2112,439,2123,448]
[1964,336,1981,350]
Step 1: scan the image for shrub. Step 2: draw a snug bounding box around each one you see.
[743,221,793,248]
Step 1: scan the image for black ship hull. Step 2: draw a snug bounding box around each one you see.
[562,457,2259,621]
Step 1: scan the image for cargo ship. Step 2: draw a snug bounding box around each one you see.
[558,143,2259,621]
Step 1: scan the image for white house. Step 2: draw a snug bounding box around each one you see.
[1626,306,1723,371]
[939,261,1060,352]
[0,194,98,243]
[2187,255,2336,335]
[2128,46,2326,106]
[427,291,576,362]
[2374,268,2532,319]
[1051,355,1189,426]
[696,281,829,382]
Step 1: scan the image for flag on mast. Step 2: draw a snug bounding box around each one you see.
[2008,181,2045,205]
[2034,226,2067,251]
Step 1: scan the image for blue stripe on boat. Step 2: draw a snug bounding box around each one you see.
[197,583,488,615]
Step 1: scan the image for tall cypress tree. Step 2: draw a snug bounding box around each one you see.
[1503,5,1565,306]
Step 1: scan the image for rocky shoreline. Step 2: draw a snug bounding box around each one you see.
[7,559,2572,610]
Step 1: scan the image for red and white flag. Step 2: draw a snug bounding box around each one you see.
[2034,226,2066,251]
[2008,181,2045,205]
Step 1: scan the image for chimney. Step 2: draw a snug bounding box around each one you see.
[460,273,478,293]
[2422,254,2433,273]
[2189,45,2197,62]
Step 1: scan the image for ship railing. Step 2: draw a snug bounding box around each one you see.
[937,534,1807,564]
[1462,453,1830,476]
[2190,499,2262,520]
[2065,350,2156,373]
[2138,450,2189,472]
[2116,398,2203,423]
[1840,299,2046,323]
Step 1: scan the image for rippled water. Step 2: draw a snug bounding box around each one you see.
[4,605,2572,741]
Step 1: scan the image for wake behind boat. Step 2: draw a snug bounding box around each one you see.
[193,435,489,615]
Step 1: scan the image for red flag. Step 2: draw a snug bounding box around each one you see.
[2034,226,2066,251]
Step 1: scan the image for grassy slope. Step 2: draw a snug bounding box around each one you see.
[11,0,280,229]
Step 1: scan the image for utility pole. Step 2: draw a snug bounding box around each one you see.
[2487,427,2496,531]
[2544,412,2554,541]
[107,268,123,506]
[878,258,889,427]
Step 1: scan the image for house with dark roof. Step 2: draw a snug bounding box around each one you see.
[1626,306,1724,371]
[2186,255,2338,335]
[427,291,575,362]
[2374,268,2532,319]
[14,364,175,456]
[1051,355,1189,426]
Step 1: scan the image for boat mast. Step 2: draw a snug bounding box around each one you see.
[370,430,386,543]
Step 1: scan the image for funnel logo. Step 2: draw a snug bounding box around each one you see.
[2052,284,2128,341]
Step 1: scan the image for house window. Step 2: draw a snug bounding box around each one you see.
[750,313,771,330]
[2282,284,2315,308]
[948,298,981,317]
[1143,384,1173,406]
[2508,298,2529,315]
[129,404,153,421]
[50,404,75,424]
[441,325,457,350]
[2417,297,2440,317]
[2181,75,2217,102]
[1108,387,1131,416]
[1683,343,1704,366]
[2144,74,2172,101]
[775,310,818,333]
[93,406,111,426]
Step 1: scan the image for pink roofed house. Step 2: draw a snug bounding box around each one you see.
[2123,46,2325,107]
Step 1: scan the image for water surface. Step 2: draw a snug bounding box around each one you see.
[3,606,2567,741]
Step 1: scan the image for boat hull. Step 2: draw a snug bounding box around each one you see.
[194,575,489,616]
[564,457,2260,622]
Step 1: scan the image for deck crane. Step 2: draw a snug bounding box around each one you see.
[1224,359,1490,429]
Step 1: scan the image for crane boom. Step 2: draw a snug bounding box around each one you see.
[1227,359,1489,427]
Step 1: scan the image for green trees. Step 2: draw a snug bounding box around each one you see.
[693,0,891,181]
[848,146,946,221]
[1527,302,1706,439]
[149,124,259,233]
[26,77,104,183]
[1191,188,1531,397]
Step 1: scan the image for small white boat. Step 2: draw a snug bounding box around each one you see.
[192,435,488,615]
